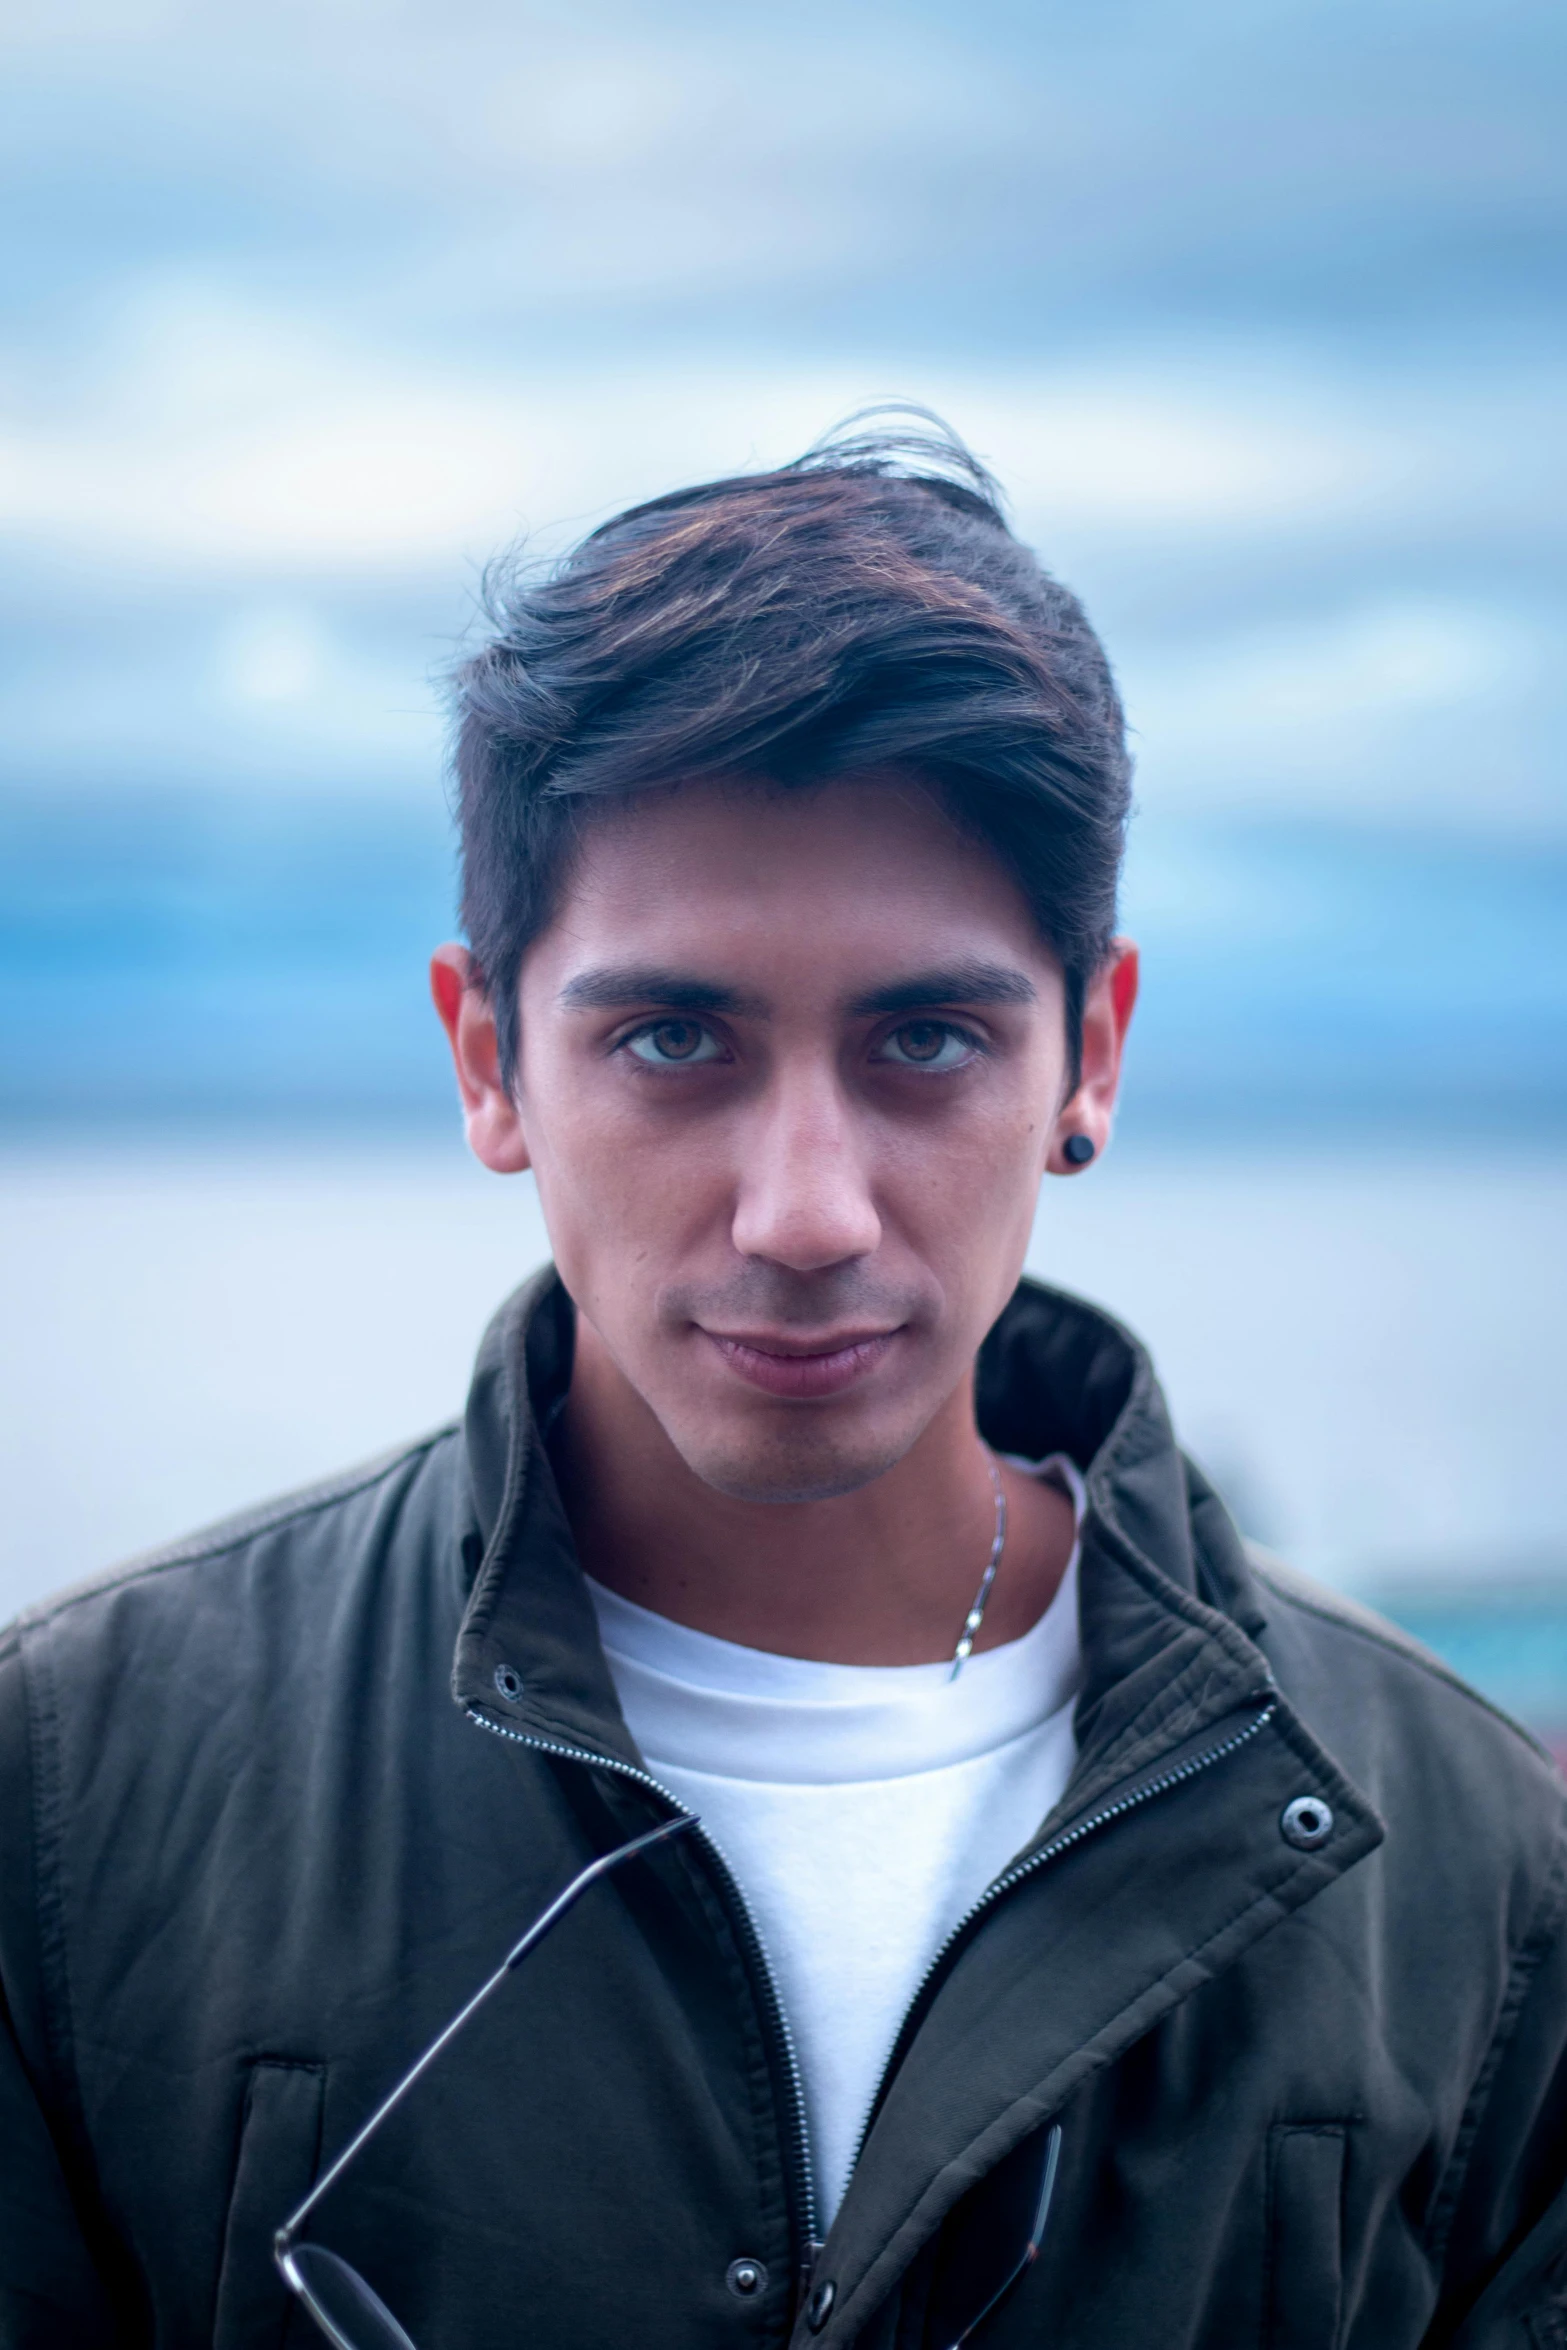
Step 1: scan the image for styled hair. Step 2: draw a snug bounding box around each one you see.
[450,411,1131,1089]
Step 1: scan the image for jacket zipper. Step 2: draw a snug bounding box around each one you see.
[850,1697,1279,2173]
[465,1707,822,2283]
[469,1692,1273,2300]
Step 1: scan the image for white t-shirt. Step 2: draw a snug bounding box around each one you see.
[587,1457,1085,2229]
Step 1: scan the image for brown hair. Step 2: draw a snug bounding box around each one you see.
[451,413,1131,1088]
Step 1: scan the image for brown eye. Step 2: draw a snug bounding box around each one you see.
[873,1020,979,1071]
[625,1019,722,1066]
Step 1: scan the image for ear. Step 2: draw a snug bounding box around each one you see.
[429,945,532,1174]
[1046,940,1138,1176]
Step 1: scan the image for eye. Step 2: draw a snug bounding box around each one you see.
[622,1018,726,1066]
[873,1020,982,1071]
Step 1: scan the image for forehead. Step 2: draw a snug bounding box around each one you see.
[530,776,1049,986]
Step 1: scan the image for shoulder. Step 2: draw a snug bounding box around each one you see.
[1,1427,469,1934]
[1249,1544,1545,1741]
[0,1428,474,2100]
[5,1424,465,1704]
[1247,1542,1567,1883]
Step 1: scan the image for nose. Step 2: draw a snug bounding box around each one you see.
[729,1065,882,1273]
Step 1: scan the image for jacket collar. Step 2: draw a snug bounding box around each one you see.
[974,1279,1275,1804]
[451,1269,638,1763]
[452,1266,1279,1792]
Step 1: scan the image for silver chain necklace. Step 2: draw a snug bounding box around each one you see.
[949,1453,1007,1680]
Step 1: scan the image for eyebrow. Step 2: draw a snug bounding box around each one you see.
[844,963,1038,1016]
[557,960,1039,1019]
[558,967,771,1017]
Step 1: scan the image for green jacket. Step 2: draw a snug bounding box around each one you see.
[3,1272,1565,2350]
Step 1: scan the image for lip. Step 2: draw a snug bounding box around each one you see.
[700,1327,903,1400]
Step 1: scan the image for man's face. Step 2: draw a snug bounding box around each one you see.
[444,776,1123,1504]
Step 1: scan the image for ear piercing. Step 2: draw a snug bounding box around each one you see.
[1062,1134,1096,1166]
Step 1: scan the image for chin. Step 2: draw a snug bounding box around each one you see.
[676,1419,917,1508]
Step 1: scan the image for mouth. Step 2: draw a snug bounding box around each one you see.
[699,1326,903,1401]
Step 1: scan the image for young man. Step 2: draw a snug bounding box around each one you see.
[2,426,1564,2350]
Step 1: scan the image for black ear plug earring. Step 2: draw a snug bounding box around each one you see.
[1062,1134,1096,1166]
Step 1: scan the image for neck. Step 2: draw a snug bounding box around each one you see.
[552,1316,1076,1666]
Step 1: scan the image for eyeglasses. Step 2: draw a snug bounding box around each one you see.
[273,1814,697,2350]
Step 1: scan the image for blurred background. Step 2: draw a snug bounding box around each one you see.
[2,1,1564,1741]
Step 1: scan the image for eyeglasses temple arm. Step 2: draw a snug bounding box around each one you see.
[274,1812,696,2256]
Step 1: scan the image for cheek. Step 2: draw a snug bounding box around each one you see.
[875,1096,1047,1273]
[887,1080,1048,1197]
[522,1083,732,1295]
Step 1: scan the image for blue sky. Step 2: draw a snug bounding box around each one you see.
[2,0,1563,1128]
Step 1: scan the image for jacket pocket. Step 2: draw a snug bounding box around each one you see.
[213,2058,325,2350]
[1264,2121,1347,2350]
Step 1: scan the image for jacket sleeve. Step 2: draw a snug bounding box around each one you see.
[1431,1794,1567,2348]
[0,1631,123,2349]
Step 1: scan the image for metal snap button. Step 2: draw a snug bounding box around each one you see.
[807,2278,836,2331]
[493,1663,522,1701]
[726,2257,767,2299]
[1281,1794,1334,1850]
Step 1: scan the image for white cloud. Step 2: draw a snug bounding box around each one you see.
[0,289,1409,577]
[1134,598,1526,736]
[974,380,1366,527]
[0,588,443,793]
[201,602,444,781]
[1124,595,1561,829]
[1,285,1561,826]
[215,606,329,703]
[0,290,536,569]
